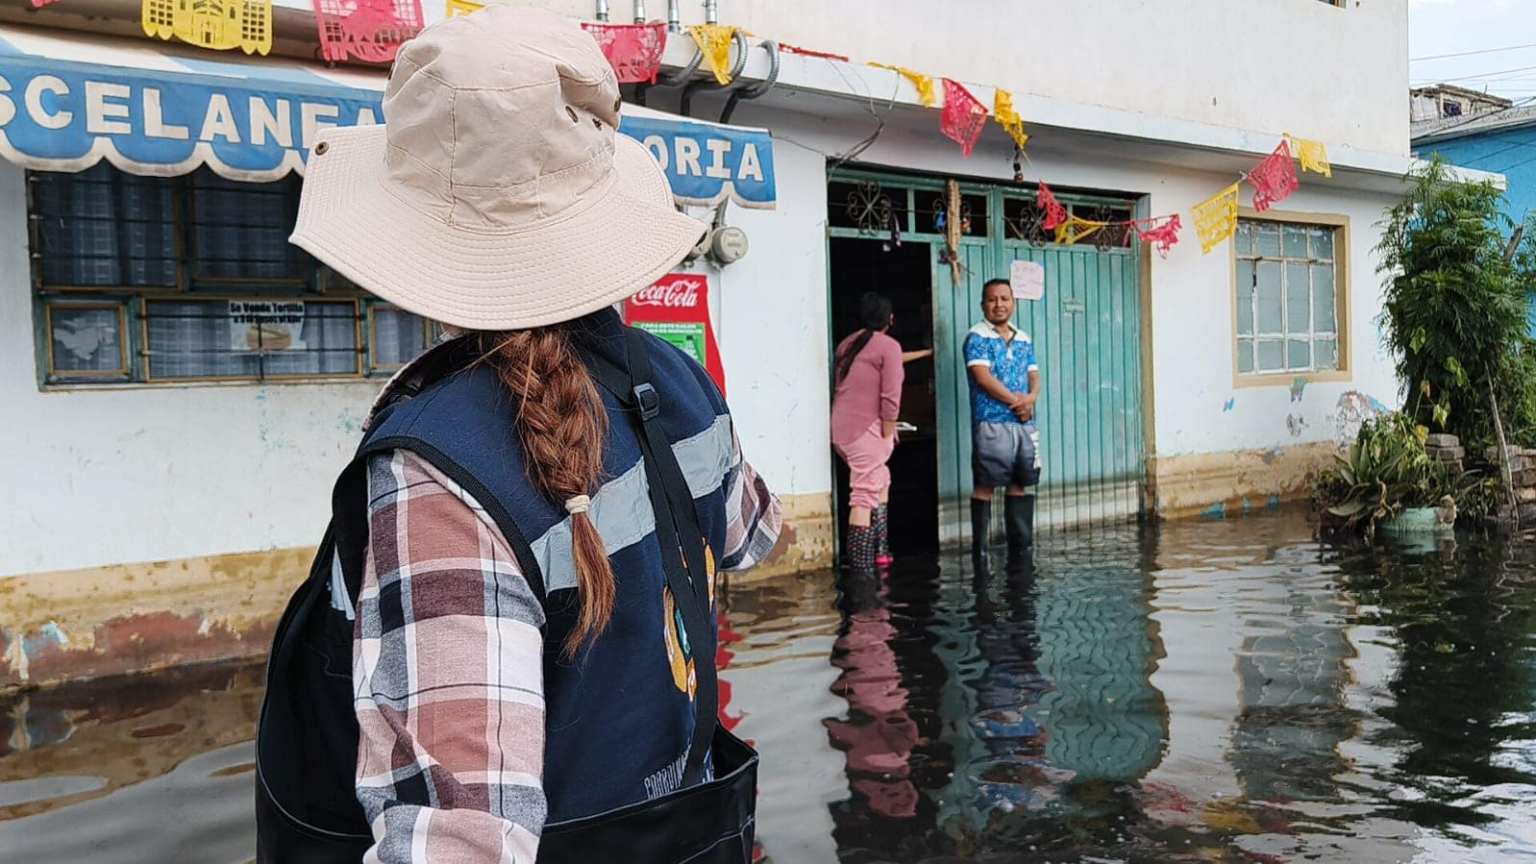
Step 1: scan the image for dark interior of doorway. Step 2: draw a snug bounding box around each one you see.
[829,237,939,557]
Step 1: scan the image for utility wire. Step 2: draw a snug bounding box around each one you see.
[1411,42,1536,63]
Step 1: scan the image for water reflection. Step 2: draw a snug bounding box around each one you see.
[2,511,1535,863]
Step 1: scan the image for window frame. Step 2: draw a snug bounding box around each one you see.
[1230,208,1350,389]
[25,167,421,389]
[41,299,132,382]
[364,300,435,376]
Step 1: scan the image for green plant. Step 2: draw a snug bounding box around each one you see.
[1314,413,1456,532]
[1376,158,1531,451]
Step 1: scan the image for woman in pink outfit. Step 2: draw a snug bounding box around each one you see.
[831,293,931,569]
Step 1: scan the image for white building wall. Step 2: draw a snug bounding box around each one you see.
[0,163,375,577]
[377,0,1408,158]
[709,140,834,497]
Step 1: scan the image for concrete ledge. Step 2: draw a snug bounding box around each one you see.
[0,547,308,691]
[1149,441,1338,521]
[0,491,836,690]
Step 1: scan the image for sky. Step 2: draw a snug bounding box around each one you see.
[1410,0,1536,99]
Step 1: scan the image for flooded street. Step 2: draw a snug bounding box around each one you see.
[3,510,1535,863]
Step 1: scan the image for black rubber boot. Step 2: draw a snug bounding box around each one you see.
[1005,494,1035,554]
[874,504,892,567]
[846,524,877,571]
[970,498,992,558]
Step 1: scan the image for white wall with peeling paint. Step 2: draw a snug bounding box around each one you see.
[0,161,375,577]
[0,152,833,577]
[0,99,1407,576]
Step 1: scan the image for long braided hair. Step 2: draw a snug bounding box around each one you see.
[487,324,613,657]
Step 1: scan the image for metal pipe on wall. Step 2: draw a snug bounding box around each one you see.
[633,0,646,22]
[667,0,681,31]
[704,0,719,24]
[595,0,609,21]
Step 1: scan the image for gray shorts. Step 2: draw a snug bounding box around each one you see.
[972,421,1041,489]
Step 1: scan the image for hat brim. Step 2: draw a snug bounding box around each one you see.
[290,125,706,331]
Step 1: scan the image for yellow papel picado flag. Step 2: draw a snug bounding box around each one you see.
[993,88,1030,152]
[445,0,482,16]
[688,24,739,86]
[1193,182,1241,254]
[142,0,272,55]
[1287,134,1332,177]
[869,63,936,107]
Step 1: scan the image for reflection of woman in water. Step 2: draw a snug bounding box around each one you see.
[823,567,921,819]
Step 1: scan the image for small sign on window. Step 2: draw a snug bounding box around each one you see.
[229,300,307,352]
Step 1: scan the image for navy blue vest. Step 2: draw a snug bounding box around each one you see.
[256,312,757,864]
[359,317,732,819]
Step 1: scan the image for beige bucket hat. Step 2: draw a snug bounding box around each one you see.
[290,6,706,331]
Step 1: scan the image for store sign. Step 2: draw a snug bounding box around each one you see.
[620,114,776,209]
[229,300,305,352]
[0,53,777,206]
[0,56,380,181]
[625,273,726,395]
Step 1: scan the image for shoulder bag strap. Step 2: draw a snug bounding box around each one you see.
[588,329,719,787]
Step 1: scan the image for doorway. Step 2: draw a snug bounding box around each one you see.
[828,168,1147,547]
[828,237,941,556]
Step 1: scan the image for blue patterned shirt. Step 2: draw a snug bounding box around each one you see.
[964,322,1038,426]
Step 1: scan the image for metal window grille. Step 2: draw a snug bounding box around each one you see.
[27,166,425,385]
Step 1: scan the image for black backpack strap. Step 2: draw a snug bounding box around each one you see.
[588,327,719,787]
[330,455,371,604]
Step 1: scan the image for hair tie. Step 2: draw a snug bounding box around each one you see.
[564,495,592,516]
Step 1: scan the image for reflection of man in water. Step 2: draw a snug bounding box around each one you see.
[965,279,1042,562]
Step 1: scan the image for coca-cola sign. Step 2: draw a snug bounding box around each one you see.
[625,273,725,395]
[632,278,703,309]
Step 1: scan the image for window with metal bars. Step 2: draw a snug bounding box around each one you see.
[28,164,433,385]
[1234,217,1346,378]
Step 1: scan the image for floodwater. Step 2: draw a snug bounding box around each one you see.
[3,510,1535,863]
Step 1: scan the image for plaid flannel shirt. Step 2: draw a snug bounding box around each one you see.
[352,417,781,863]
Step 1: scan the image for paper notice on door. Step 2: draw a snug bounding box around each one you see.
[1010,260,1044,301]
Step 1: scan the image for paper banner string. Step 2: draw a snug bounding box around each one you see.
[1249,139,1299,213]
[1130,214,1182,258]
[688,24,739,86]
[143,0,272,55]
[940,79,988,158]
[1288,134,1332,177]
[583,22,668,84]
[1054,215,1109,246]
[444,0,481,16]
[869,63,936,107]
[1193,182,1241,254]
[314,0,423,64]
[781,43,848,62]
[1036,182,1067,232]
[993,88,1030,153]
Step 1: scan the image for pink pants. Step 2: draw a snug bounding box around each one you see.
[835,420,896,511]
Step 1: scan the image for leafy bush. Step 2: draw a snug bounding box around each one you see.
[1376,158,1531,451]
[1314,413,1458,533]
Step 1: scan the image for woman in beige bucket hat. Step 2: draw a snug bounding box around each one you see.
[255,8,783,863]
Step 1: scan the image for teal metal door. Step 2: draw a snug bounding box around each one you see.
[1005,243,1145,533]
[830,171,1145,544]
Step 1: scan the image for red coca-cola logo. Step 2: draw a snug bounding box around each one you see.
[632,279,702,308]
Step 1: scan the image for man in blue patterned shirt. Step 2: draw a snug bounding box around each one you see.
[964,278,1042,560]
